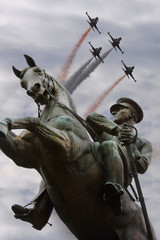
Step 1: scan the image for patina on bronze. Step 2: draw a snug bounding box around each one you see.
[0,55,157,240]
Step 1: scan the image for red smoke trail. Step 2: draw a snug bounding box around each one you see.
[58,28,91,84]
[84,75,126,118]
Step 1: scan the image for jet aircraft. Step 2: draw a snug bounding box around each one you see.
[108,32,124,54]
[86,12,101,34]
[89,42,104,63]
[121,60,136,82]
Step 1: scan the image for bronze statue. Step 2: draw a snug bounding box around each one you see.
[0,55,156,239]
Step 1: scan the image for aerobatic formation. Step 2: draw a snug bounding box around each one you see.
[58,11,136,96]
[0,11,157,240]
[85,12,136,83]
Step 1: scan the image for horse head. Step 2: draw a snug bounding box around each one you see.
[12,55,77,112]
[12,55,56,106]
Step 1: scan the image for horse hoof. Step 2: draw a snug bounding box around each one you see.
[0,122,9,137]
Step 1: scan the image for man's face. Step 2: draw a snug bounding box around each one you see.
[112,106,132,124]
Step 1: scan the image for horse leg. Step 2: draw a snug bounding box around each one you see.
[0,119,54,229]
[122,211,157,240]
[115,199,157,240]
[120,222,155,240]
[0,119,36,168]
[1,117,71,155]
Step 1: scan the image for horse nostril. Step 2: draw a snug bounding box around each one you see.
[43,90,48,96]
[34,83,41,90]
[27,90,33,96]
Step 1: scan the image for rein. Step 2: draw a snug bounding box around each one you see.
[37,70,55,118]
[123,123,154,240]
[37,71,102,143]
[52,96,102,143]
[38,95,102,143]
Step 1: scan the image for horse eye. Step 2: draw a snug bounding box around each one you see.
[35,68,42,74]
[112,111,117,116]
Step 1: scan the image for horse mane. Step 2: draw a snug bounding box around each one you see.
[53,78,77,113]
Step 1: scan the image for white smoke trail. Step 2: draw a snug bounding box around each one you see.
[57,28,91,84]
[64,57,93,93]
[68,48,113,94]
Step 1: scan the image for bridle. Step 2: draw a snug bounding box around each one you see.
[37,70,102,143]
[43,70,55,96]
[37,69,55,118]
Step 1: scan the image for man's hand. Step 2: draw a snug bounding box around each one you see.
[118,124,135,144]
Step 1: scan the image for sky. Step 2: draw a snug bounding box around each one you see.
[0,0,160,239]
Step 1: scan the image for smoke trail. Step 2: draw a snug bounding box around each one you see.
[64,57,93,93]
[57,28,91,84]
[68,48,113,94]
[83,75,126,118]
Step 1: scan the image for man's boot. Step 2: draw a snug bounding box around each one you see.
[103,182,124,215]
[11,190,53,230]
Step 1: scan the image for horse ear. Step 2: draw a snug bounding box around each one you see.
[24,54,36,67]
[12,66,21,78]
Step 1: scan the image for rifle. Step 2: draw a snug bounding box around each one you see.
[122,123,154,240]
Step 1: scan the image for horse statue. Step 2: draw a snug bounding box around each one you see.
[0,55,156,240]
